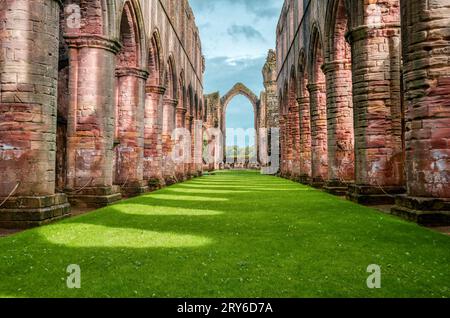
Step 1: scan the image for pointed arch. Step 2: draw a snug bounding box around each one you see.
[308,23,325,85]
[163,55,178,100]
[221,83,259,115]
[147,29,163,87]
[62,0,116,37]
[116,0,146,68]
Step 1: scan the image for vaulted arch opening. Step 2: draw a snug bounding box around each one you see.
[221,84,259,168]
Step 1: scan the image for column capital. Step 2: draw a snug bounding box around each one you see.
[163,98,178,107]
[296,96,309,104]
[307,82,325,93]
[345,23,401,44]
[321,59,349,74]
[64,34,122,54]
[176,107,188,115]
[146,85,166,95]
[115,67,149,80]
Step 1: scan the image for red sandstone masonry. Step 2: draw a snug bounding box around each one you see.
[401,0,450,199]
[0,0,61,197]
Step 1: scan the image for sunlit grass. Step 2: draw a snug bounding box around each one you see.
[43,224,212,248]
[0,170,449,298]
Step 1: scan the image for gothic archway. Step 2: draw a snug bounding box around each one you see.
[220,83,260,165]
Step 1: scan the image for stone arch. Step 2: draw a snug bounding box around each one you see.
[221,83,259,115]
[308,23,328,186]
[325,0,351,62]
[147,29,163,87]
[62,0,117,37]
[116,0,146,69]
[308,23,325,85]
[178,69,186,111]
[220,83,260,165]
[163,55,178,100]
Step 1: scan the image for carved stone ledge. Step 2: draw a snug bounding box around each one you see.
[163,98,179,107]
[115,67,149,80]
[146,85,166,95]
[64,34,122,54]
[345,23,401,44]
[307,82,326,93]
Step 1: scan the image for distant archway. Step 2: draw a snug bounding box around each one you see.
[220,83,260,164]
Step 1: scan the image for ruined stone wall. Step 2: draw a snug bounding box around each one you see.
[0,0,204,228]
[277,0,450,224]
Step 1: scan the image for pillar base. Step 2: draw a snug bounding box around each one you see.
[323,180,350,196]
[298,175,311,185]
[347,184,405,205]
[391,196,450,226]
[67,186,122,208]
[176,172,187,182]
[311,178,325,189]
[0,194,71,229]
[147,177,165,191]
[164,175,178,186]
[120,181,149,198]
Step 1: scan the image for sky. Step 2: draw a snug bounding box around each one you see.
[190,0,284,146]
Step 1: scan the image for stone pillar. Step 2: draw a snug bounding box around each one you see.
[279,116,287,176]
[323,60,355,195]
[193,118,204,175]
[144,85,165,189]
[297,97,312,183]
[392,0,450,225]
[175,106,187,180]
[346,12,405,204]
[114,67,149,197]
[307,82,328,187]
[63,35,121,208]
[162,98,178,184]
[185,115,194,176]
[0,0,70,227]
[288,97,301,179]
[285,112,293,176]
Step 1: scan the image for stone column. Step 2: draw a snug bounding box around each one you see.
[0,0,70,227]
[114,67,149,197]
[392,0,450,225]
[278,116,287,176]
[285,112,293,176]
[175,107,188,180]
[288,101,301,179]
[162,98,178,184]
[322,60,355,195]
[346,14,405,204]
[63,35,121,208]
[185,115,194,176]
[193,118,204,175]
[144,85,165,189]
[297,97,312,184]
[307,82,328,187]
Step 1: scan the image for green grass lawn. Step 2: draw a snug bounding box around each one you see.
[0,170,449,298]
